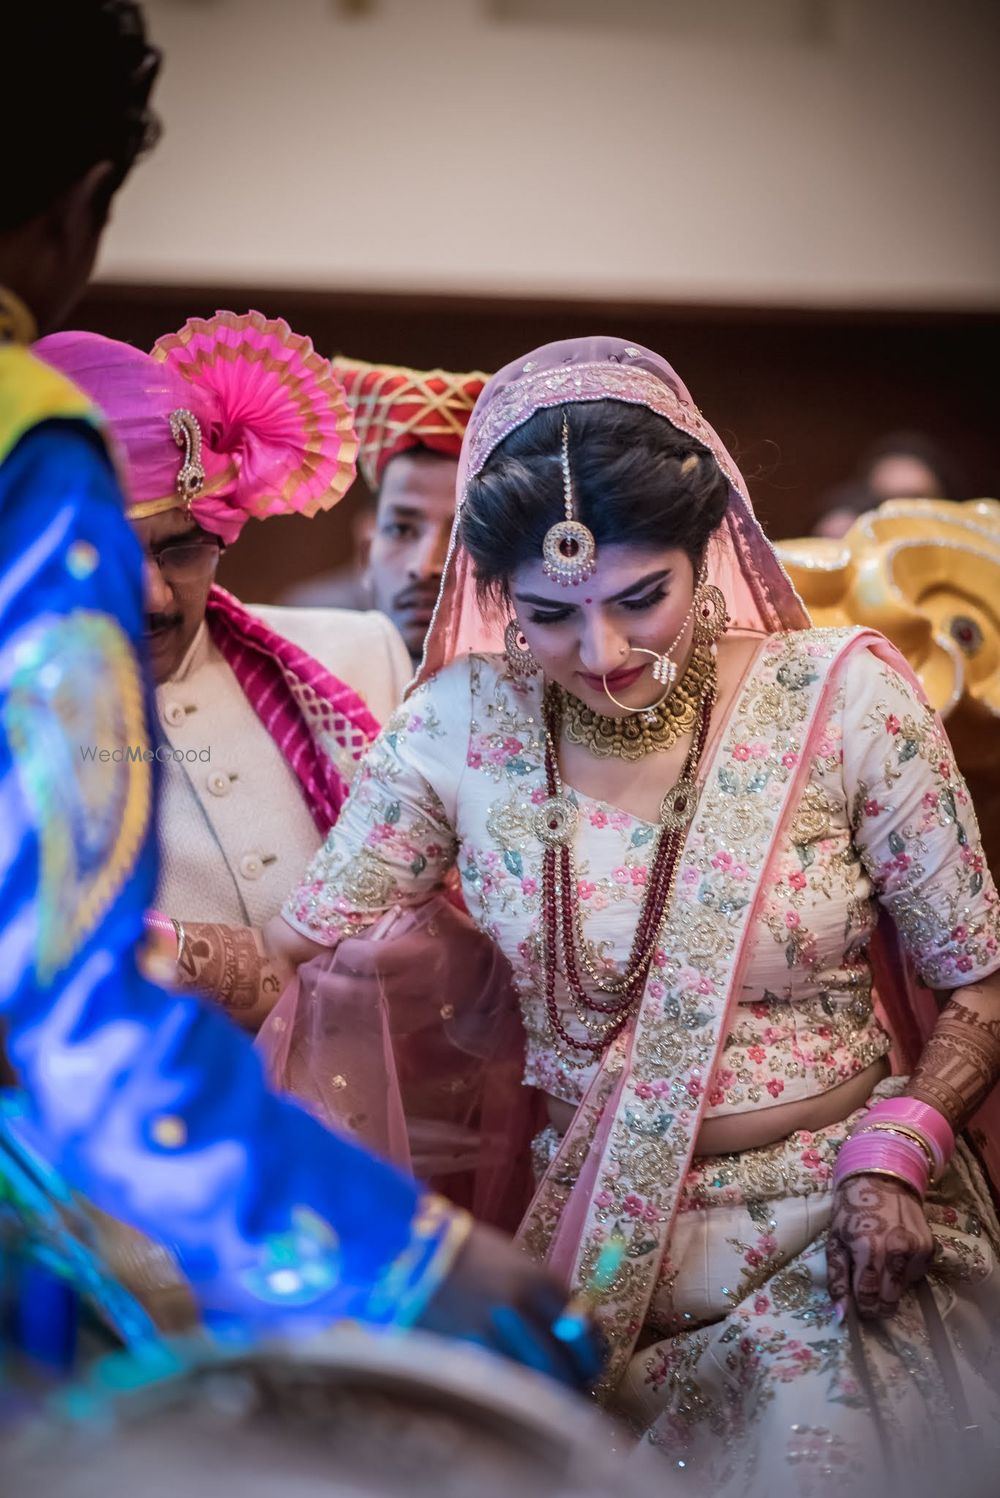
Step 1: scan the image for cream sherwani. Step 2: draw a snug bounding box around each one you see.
[154,606,411,926]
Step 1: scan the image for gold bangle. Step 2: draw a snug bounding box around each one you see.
[171,917,188,971]
[856,1121,937,1175]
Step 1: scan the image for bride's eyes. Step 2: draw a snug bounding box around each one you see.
[527,586,668,625]
[621,585,668,613]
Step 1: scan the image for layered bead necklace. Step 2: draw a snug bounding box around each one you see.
[535,654,717,1059]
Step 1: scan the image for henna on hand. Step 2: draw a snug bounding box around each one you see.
[827,1173,934,1320]
[177,922,285,1029]
[909,989,1000,1130]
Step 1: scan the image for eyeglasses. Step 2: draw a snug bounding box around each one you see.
[147,539,223,584]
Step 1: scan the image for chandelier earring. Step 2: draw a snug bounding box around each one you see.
[504,619,538,677]
[692,568,729,646]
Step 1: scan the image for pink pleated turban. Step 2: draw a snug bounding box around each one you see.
[35,311,359,545]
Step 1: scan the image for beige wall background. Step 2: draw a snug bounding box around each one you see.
[98,0,1000,308]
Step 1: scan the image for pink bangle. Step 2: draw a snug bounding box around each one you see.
[862,1097,954,1175]
[833,1132,930,1197]
[144,909,179,958]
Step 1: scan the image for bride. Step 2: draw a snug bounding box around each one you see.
[177,338,1000,1487]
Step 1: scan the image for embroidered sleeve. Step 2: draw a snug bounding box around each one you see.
[282,658,471,945]
[841,647,1000,989]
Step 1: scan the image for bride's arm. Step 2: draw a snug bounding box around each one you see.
[169,663,472,1025]
[908,975,1000,1127]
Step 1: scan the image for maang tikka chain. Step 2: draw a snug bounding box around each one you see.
[541,413,597,587]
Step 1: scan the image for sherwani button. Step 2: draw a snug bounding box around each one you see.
[207,772,231,797]
[240,854,263,880]
[163,701,186,727]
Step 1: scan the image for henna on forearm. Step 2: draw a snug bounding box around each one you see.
[177,922,286,1030]
[909,988,1000,1130]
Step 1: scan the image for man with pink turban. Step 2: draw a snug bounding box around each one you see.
[38,313,412,936]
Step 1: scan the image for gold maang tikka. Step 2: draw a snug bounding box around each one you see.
[541,413,597,587]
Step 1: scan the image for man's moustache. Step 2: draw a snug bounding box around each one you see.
[146,614,183,633]
[393,588,439,611]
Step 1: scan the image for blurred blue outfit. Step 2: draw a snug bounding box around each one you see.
[0,339,467,1367]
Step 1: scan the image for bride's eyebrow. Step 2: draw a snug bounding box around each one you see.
[513,568,671,608]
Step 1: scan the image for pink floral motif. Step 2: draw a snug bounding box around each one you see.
[623,1194,645,1218]
[766,1078,785,1098]
[885,714,901,734]
[781,751,799,768]
[788,870,807,891]
[521,877,537,895]
[785,910,801,929]
[589,808,608,828]
[576,879,596,900]
[732,744,750,762]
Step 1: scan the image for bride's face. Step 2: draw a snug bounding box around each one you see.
[511,544,698,715]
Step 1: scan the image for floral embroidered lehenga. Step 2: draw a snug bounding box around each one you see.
[262,339,1000,1491]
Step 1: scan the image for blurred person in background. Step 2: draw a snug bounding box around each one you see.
[0,0,602,1397]
[813,429,964,538]
[38,315,411,930]
[290,358,488,666]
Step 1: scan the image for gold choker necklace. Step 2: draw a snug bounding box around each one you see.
[553,642,716,760]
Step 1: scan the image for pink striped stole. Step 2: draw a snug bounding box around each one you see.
[205,585,381,835]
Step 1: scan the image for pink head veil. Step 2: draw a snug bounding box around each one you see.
[412,335,808,690]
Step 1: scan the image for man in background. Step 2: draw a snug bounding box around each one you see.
[285,358,487,665]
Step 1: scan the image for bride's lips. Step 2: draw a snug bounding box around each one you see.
[577,663,646,693]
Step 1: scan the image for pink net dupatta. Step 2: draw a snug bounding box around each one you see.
[256,895,541,1233]
[205,585,381,835]
[411,335,809,693]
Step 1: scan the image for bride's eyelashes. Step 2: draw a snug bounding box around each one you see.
[527,585,669,626]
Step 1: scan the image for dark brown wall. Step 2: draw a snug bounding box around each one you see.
[76,283,1000,605]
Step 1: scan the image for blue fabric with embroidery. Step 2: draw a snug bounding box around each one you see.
[0,421,439,1334]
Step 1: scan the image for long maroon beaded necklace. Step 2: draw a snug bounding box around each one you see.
[534,669,716,1058]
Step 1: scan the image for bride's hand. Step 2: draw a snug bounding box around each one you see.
[826,1173,935,1320]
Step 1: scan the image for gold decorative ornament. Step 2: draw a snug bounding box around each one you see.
[169,408,206,501]
[777,495,1000,870]
[504,619,538,677]
[533,794,580,847]
[693,582,729,645]
[541,413,597,587]
[558,641,716,760]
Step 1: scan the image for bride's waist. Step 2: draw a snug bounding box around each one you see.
[542,1056,889,1157]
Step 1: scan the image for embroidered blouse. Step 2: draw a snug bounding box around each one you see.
[283,634,1000,1117]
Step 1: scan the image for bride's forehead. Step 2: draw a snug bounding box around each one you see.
[512,545,688,598]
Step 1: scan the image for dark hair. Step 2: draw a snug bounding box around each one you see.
[460,401,730,606]
[2,2,161,232]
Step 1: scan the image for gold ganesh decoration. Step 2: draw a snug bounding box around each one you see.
[777,498,1000,873]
